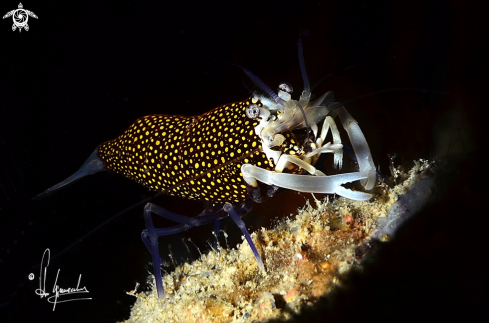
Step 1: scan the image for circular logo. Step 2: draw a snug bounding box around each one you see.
[3,3,38,32]
[13,9,28,28]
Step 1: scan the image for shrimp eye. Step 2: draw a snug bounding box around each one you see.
[278,82,293,94]
[246,104,260,119]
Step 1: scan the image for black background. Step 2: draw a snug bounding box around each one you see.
[0,0,484,322]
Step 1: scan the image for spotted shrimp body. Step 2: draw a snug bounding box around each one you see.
[38,39,377,298]
[98,100,270,204]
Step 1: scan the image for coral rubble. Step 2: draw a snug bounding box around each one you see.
[123,159,436,323]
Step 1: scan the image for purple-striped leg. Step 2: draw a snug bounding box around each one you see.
[141,203,228,298]
[223,202,265,273]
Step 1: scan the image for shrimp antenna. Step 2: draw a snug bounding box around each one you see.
[298,38,310,92]
[216,56,313,136]
[297,37,313,139]
[222,61,286,106]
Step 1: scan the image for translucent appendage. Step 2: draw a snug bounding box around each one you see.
[242,164,372,201]
[34,147,106,199]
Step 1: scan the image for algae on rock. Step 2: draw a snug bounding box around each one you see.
[123,159,436,323]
